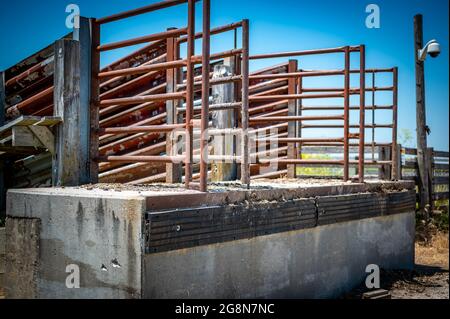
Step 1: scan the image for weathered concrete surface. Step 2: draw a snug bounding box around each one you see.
[143,212,415,299]
[4,183,416,299]
[0,227,5,288]
[6,188,145,299]
[5,218,40,298]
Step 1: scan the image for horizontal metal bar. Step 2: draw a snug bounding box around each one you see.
[349,160,393,166]
[262,159,344,165]
[178,21,243,43]
[301,87,394,93]
[193,155,241,162]
[351,68,395,74]
[209,102,242,110]
[5,56,55,87]
[177,75,242,90]
[192,49,243,63]
[99,92,185,107]
[98,60,187,78]
[96,0,197,24]
[99,124,185,134]
[249,93,343,101]
[301,124,394,129]
[249,70,344,80]
[301,105,394,111]
[178,102,242,112]
[249,47,349,60]
[98,28,188,51]
[256,137,344,143]
[97,155,185,163]
[249,115,344,123]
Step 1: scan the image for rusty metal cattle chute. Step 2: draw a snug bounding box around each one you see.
[0,0,403,193]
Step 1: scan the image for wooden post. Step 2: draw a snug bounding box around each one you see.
[414,14,431,209]
[395,144,403,180]
[52,39,87,186]
[165,29,182,183]
[378,146,391,180]
[287,59,298,178]
[211,61,237,182]
[0,71,5,219]
[427,147,435,208]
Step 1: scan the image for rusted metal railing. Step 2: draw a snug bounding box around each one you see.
[91,0,211,190]
[248,45,366,182]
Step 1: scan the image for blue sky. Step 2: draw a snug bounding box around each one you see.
[0,0,448,150]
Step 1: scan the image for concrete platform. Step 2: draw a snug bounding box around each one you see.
[4,179,416,298]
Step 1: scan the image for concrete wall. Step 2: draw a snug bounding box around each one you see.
[5,218,40,298]
[0,227,4,288]
[6,189,145,299]
[143,212,415,299]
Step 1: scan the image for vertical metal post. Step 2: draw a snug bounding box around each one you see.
[343,47,350,181]
[0,72,4,126]
[391,67,399,180]
[74,17,92,185]
[371,72,376,162]
[0,71,5,219]
[358,45,366,183]
[240,19,250,187]
[297,73,303,161]
[185,0,195,189]
[414,14,431,208]
[89,19,100,184]
[166,29,182,183]
[199,0,210,192]
[287,59,298,178]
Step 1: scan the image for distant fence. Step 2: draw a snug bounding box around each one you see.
[401,147,449,209]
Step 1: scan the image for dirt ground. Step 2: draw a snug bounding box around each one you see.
[342,231,449,299]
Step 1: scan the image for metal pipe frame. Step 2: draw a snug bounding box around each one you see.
[90,0,205,190]
[247,45,364,182]
[199,0,211,192]
[358,45,366,183]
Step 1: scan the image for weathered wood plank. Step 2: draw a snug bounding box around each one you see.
[28,126,55,155]
[0,116,61,138]
[12,126,44,148]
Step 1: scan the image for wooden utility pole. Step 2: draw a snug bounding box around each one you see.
[414,14,431,209]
